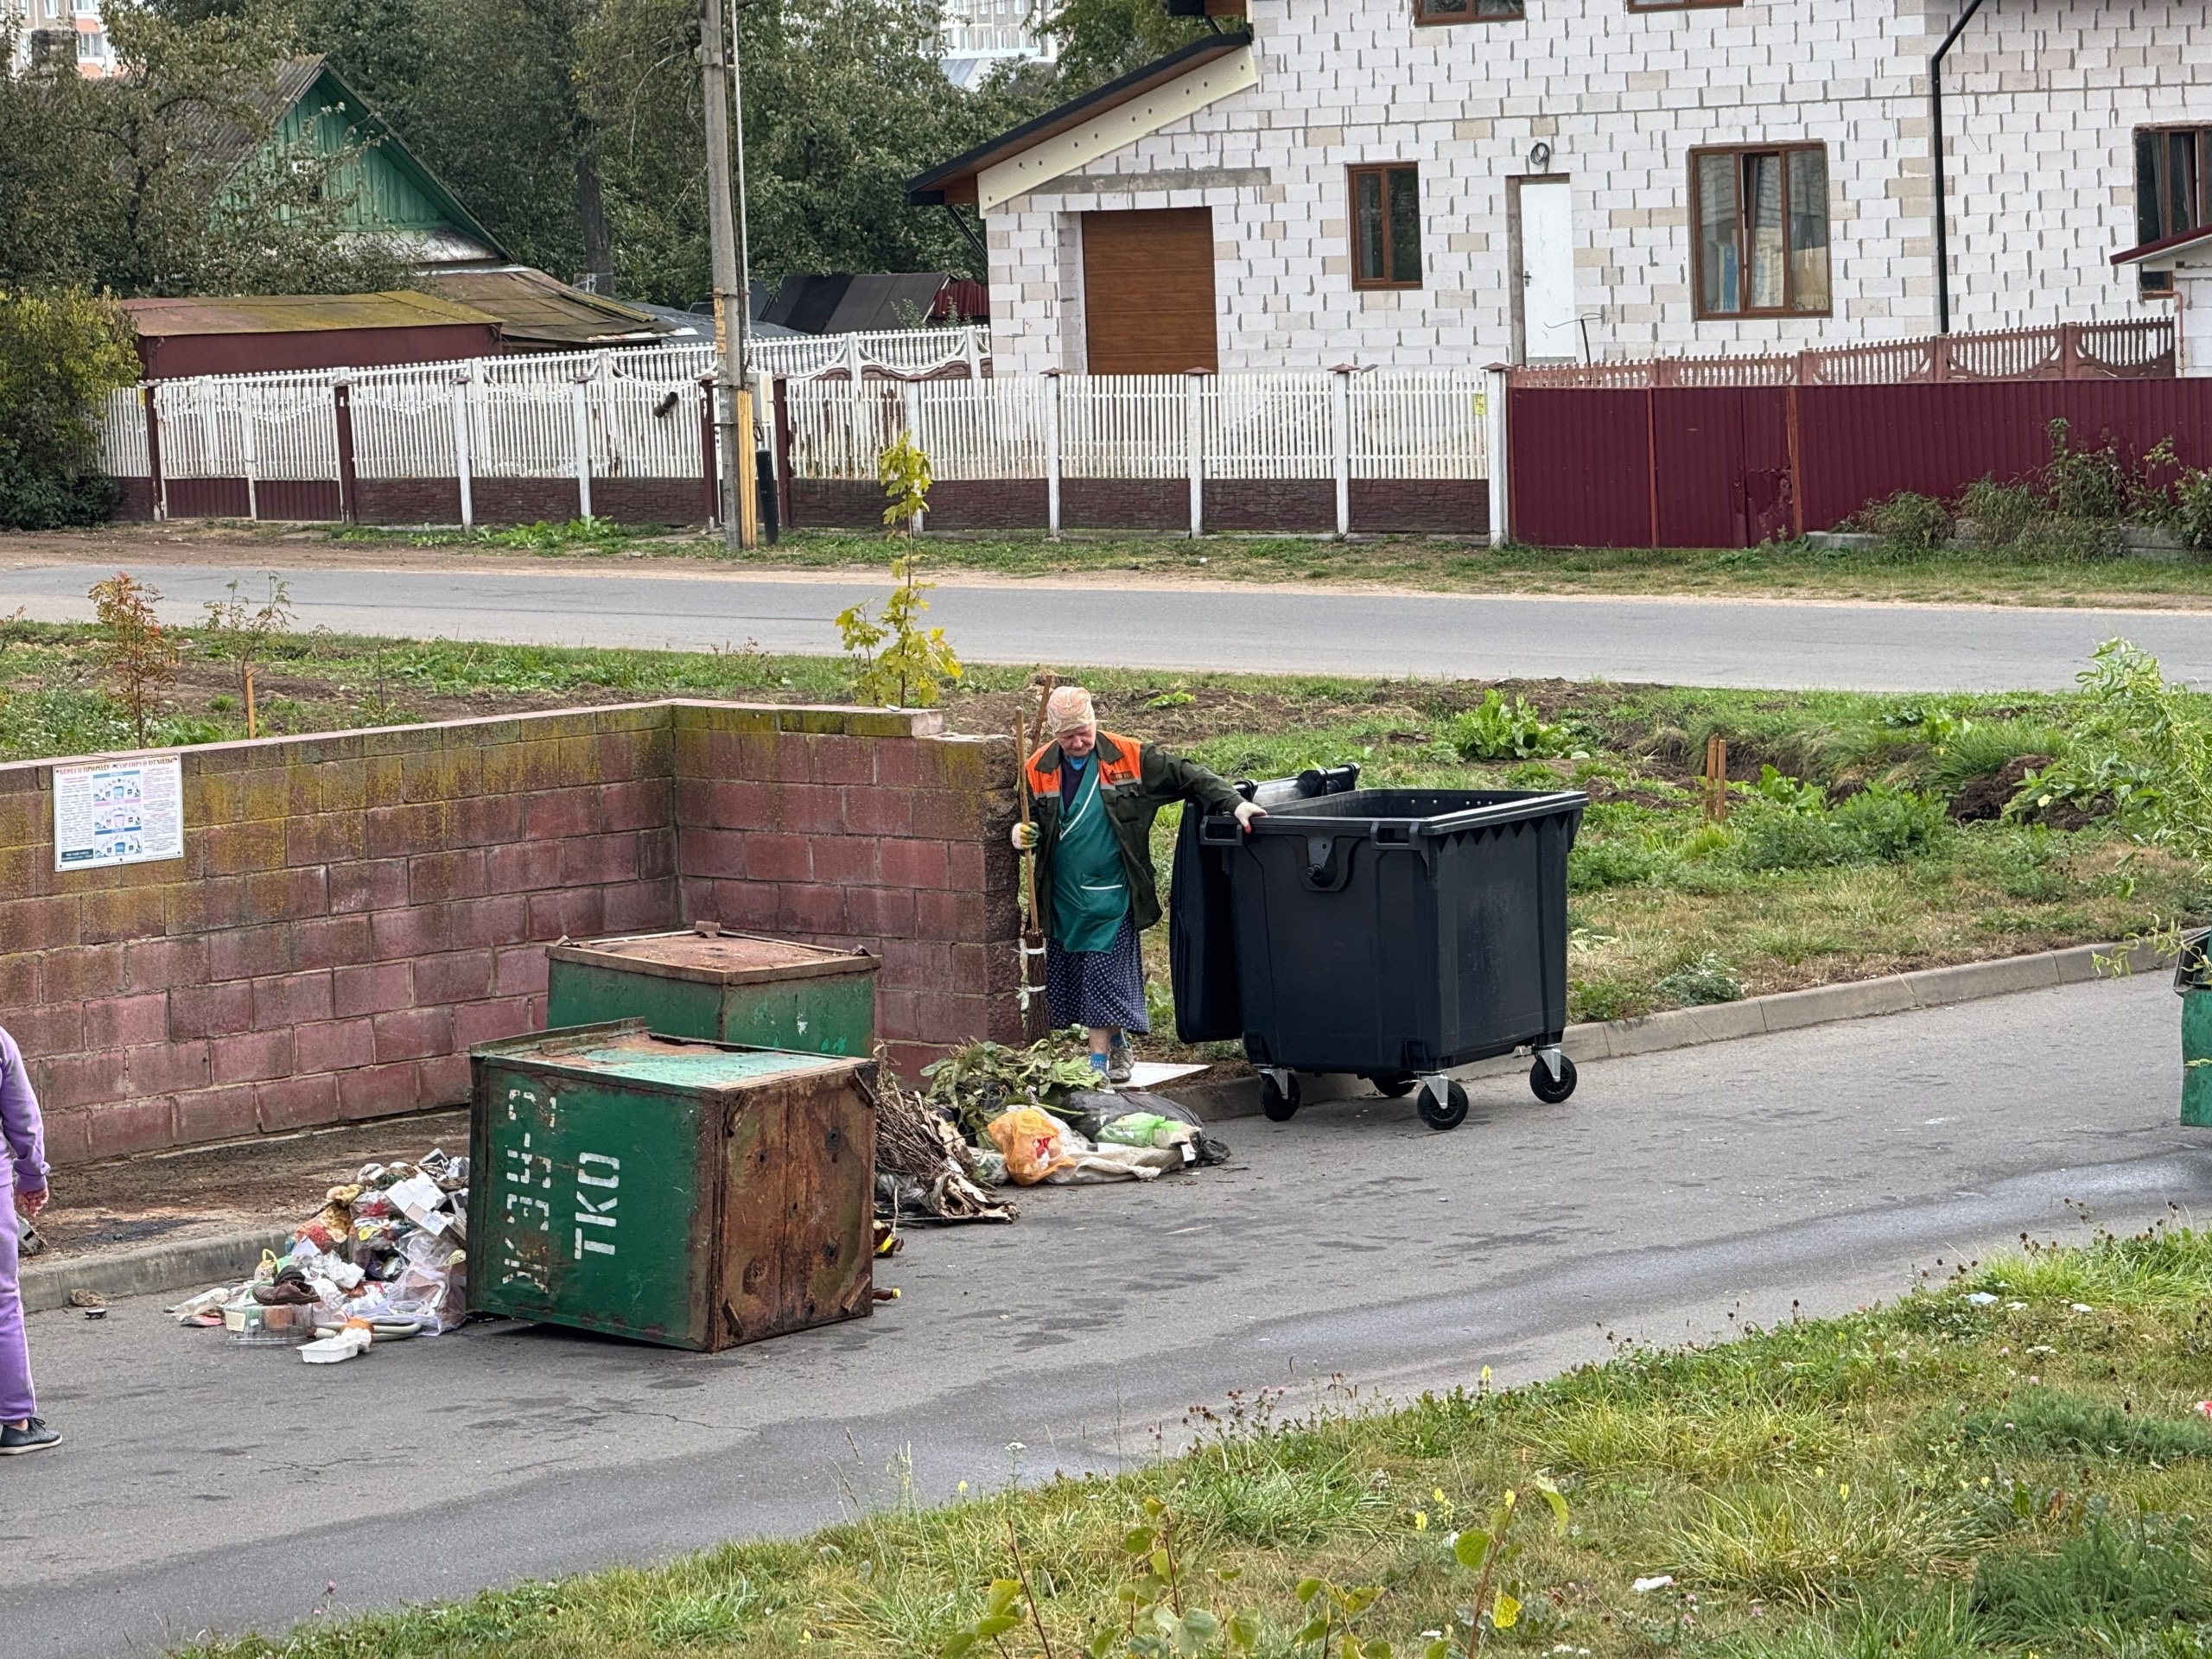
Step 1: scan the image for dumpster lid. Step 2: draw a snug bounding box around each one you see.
[547,925,880,987]
[1204,785,1587,843]
[474,1022,866,1093]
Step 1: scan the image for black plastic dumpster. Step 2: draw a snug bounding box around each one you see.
[1178,772,1585,1130]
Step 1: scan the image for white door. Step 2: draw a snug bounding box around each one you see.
[1520,180,1578,363]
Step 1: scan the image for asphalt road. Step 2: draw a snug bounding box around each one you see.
[7,559,2212,689]
[6,970,2207,1657]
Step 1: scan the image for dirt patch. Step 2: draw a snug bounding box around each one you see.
[32,1107,468,1262]
[1950,755,2049,822]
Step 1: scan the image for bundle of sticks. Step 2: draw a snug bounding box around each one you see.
[871,1062,1015,1224]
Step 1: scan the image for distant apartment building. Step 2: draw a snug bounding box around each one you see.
[940,0,1052,88]
[7,0,118,78]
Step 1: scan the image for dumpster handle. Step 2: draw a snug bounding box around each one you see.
[1300,836,1357,892]
[1374,823,1413,846]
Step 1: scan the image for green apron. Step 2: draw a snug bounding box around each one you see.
[1051,760,1130,952]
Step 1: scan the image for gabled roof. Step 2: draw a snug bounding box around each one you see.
[909,30,1254,208]
[194,55,510,262]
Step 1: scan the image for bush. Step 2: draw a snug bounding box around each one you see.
[0,288,137,531]
[1856,490,1955,553]
[1957,476,2041,547]
[2042,417,2132,523]
[1831,780,1948,861]
[1734,776,1946,872]
[2176,466,2212,552]
[1444,690,1572,761]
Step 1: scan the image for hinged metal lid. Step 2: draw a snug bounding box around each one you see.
[547,925,880,988]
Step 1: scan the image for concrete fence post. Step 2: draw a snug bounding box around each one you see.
[1330,365,1352,538]
[901,377,923,534]
[1185,370,1207,539]
[1045,369,1062,540]
[239,384,259,523]
[1486,363,1511,549]
[572,374,594,520]
[451,370,474,530]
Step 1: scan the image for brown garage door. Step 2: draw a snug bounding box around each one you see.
[1082,207,1218,375]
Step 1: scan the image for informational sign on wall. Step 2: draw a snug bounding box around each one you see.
[53,754,186,871]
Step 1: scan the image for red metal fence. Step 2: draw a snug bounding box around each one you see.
[1510,378,2212,550]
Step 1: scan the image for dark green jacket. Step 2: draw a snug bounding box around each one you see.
[1022,731,1243,941]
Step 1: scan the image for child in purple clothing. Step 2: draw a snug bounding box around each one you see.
[0,1024,59,1455]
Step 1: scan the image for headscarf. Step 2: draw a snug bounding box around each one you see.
[1044,685,1096,736]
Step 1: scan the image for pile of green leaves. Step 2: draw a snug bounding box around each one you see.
[921,1030,1100,1133]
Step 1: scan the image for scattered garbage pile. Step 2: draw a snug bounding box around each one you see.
[167,1148,470,1362]
[871,1065,1017,1224]
[910,1032,1230,1192]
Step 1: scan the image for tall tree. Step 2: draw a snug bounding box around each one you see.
[1039,0,1205,93]
[0,2,406,296]
[577,0,1058,304]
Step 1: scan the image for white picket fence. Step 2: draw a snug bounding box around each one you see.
[99,334,1491,533]
[786,371,1487,481]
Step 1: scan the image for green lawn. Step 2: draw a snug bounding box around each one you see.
[305,519,2212,610]
[176,1224,2212,1658]
[3,620,2197,1030]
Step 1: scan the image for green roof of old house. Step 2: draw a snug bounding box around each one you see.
[213,56,510,264]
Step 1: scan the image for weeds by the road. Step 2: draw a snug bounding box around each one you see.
[175,1222,2212,1659]
[1,619,2201,1028]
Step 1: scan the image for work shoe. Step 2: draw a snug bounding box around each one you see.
[1106,1037,1135,1085]
[0,1418,61,1456]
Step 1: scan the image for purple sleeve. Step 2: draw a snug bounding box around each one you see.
[0,1027,47,1193]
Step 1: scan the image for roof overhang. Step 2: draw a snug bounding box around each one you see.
[2112,224,2212,268]
[910,31,1255,213]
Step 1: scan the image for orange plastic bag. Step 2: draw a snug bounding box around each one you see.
[985,1107,1074,1185]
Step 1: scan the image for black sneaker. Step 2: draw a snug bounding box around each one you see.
[0,1418,60,1456]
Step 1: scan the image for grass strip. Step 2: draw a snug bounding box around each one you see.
[3,621,2202,1029]
[177,1223,2212,1658]
[306,521,2212,610]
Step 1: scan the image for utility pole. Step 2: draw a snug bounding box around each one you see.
[699,0,756,549]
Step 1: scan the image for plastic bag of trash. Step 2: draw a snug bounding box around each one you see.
[1097,1112,1172,1147]
[985,1106,1076,1185]
[1045,1143,1180,1184]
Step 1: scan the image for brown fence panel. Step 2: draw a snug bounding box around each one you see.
[1798,381,2212,531]
[1509,387,1652,548]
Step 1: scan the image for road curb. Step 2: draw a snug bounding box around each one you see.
[23,1227,293,1315]
[1173,938,2161,1123]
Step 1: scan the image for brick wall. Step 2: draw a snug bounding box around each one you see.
[0,702,1018,1165]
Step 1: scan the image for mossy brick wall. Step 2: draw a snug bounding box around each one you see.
[0,701,1019,1165]
[671,703,1027,1081]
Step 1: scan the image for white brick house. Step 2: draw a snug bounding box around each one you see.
[911,1,2210,373]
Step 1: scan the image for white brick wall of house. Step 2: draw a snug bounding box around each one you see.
[978,0,2205,372]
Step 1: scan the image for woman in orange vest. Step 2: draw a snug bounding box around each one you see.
[1012,686,1265,1083]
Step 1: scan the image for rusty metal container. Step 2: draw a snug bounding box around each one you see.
[466,1020,874,1351]
[546,925,879,1058]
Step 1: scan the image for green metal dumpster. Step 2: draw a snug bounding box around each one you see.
[2180,931,2212,1128]
[467,1020,876,1351]
[546,925,879,1057]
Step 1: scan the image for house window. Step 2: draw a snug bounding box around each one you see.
[2136,128,2211,296]
[1690,143,1831,317]
[1413,0,1521,24]
[1628,0,1736,9]
[1350,165,1422,289]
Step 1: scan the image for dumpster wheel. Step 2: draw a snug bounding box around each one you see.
[1529,1054,1578,1103]
[1260,1071,1301,1122]
[1370,1073,1418,1099]
[1417,1078,1470,1130]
